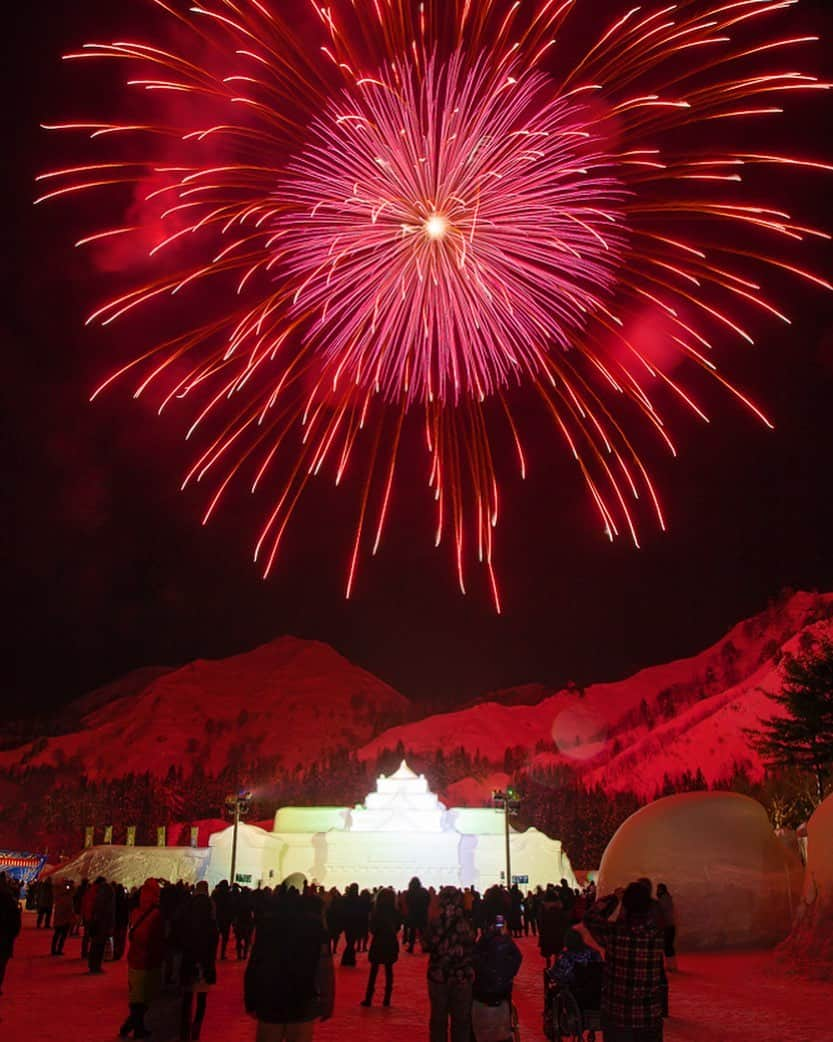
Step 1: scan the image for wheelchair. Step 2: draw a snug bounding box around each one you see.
[543,960,603,1042]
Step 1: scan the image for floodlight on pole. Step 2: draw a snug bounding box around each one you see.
[224,790,252,885]
[492,787,521,887]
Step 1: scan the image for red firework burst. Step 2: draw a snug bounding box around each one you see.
[38,0,832,610]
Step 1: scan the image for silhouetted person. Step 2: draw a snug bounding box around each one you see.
[36,877,54,928]
[178,883,219,1041]
[656,884,677,972]
[212,880,234,960]
[405,876,429,954]
[0,874,22,997]
[471,913,522,1042]
[51,879,75,956]
[88,877,115,974]
[245,891,334,1042]
[361,888,400,1007]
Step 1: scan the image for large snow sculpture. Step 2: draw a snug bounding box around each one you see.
[597,792,803,949]
[776,793,833,978]
[272,760,577,891]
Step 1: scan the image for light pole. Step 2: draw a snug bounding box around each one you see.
[224,790,253,885]
[492,787,521,887]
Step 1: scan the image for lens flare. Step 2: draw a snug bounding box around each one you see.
[38,0,832,610]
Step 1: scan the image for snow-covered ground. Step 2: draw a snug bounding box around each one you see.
[2,911,831,1041]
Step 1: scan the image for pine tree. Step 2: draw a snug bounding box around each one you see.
[747,637,833,803]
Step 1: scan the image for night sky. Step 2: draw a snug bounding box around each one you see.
[4,0,833,715]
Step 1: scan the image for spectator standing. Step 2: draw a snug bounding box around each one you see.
[81,877,98,959]
[88,878,116,974]
[245,891,334,1042]
[340,883,363,967]
[72,878,87,939]
[523,890,537,936]
[655,884,677,972]
[235,887,256,960]
[584,883,666,1042]
[423,887,476,1042]
[0,874,22,997]
[36,877,54,929]
[178,882,219,1041]
[212,880,234,960]
[538,887,569,969]
[508,886,524,938]
[120,878,166,1040]
[471,914,522,1042]
[51,879,75,956]
[405,876,429,954]
[361,887,400,1008]
[113,884,130,961]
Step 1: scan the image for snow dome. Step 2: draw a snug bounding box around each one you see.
[776,792,833,978]
[597,792,803,949]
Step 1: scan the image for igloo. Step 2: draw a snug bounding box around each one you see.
[776,792,833,978]
[597,792,803,949]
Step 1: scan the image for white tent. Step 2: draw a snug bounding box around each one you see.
[205,821,285,889]
[52,845,209,890]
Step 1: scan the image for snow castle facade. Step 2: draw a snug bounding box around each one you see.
[207,761,576,891]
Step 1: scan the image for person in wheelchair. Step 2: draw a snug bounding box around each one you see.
[551,929,603,990]
[544,928,603,1040]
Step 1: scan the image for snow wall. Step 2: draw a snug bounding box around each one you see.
[52,845,209,890]
[775,792,833,979]
[597,792,802,950]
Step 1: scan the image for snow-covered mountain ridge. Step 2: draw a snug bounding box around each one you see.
[0,591,830,803]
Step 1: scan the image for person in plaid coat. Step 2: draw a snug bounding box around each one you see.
[423,887,476,1042]
[583,883,666,1042]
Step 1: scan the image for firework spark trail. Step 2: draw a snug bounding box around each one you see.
[38,0,831,609]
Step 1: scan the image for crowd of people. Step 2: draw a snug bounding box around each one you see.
[0,869,677,1042]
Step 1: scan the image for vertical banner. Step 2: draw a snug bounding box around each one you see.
[103,826,113,844]
[125,826,136,847]
[157,826,166,847]
[190,826,199,849]
[84,826,94,849]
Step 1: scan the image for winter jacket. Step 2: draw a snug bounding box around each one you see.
[472,931,523,1003]
[424,893,476,985]
[657,893,675,927]
[368,905,401,965]
[405,882,429,928]
[89,881,116,938]
[245,898,334,1024]
[36,880,54,911]
[0,885,22,959]
[52,883,76,928]
[212,883,234,930]
[81,882,98,923]
[127,879,166,971]
[177,894,220,988]
[539,899,569,958]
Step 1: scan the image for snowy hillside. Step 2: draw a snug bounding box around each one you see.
[360,591,833,802]
[0,637,409,779]
[0,591,830,807]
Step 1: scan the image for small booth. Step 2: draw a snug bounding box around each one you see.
[0,850,47,893]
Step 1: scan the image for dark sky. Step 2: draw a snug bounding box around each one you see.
[3,1,833,714]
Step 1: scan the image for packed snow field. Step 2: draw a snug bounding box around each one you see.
[2,912,831,1042]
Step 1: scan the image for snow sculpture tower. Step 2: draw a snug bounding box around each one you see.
[349,761,450,832]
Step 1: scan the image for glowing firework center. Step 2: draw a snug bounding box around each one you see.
[227,760,576,890]
[279,58,627,405]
